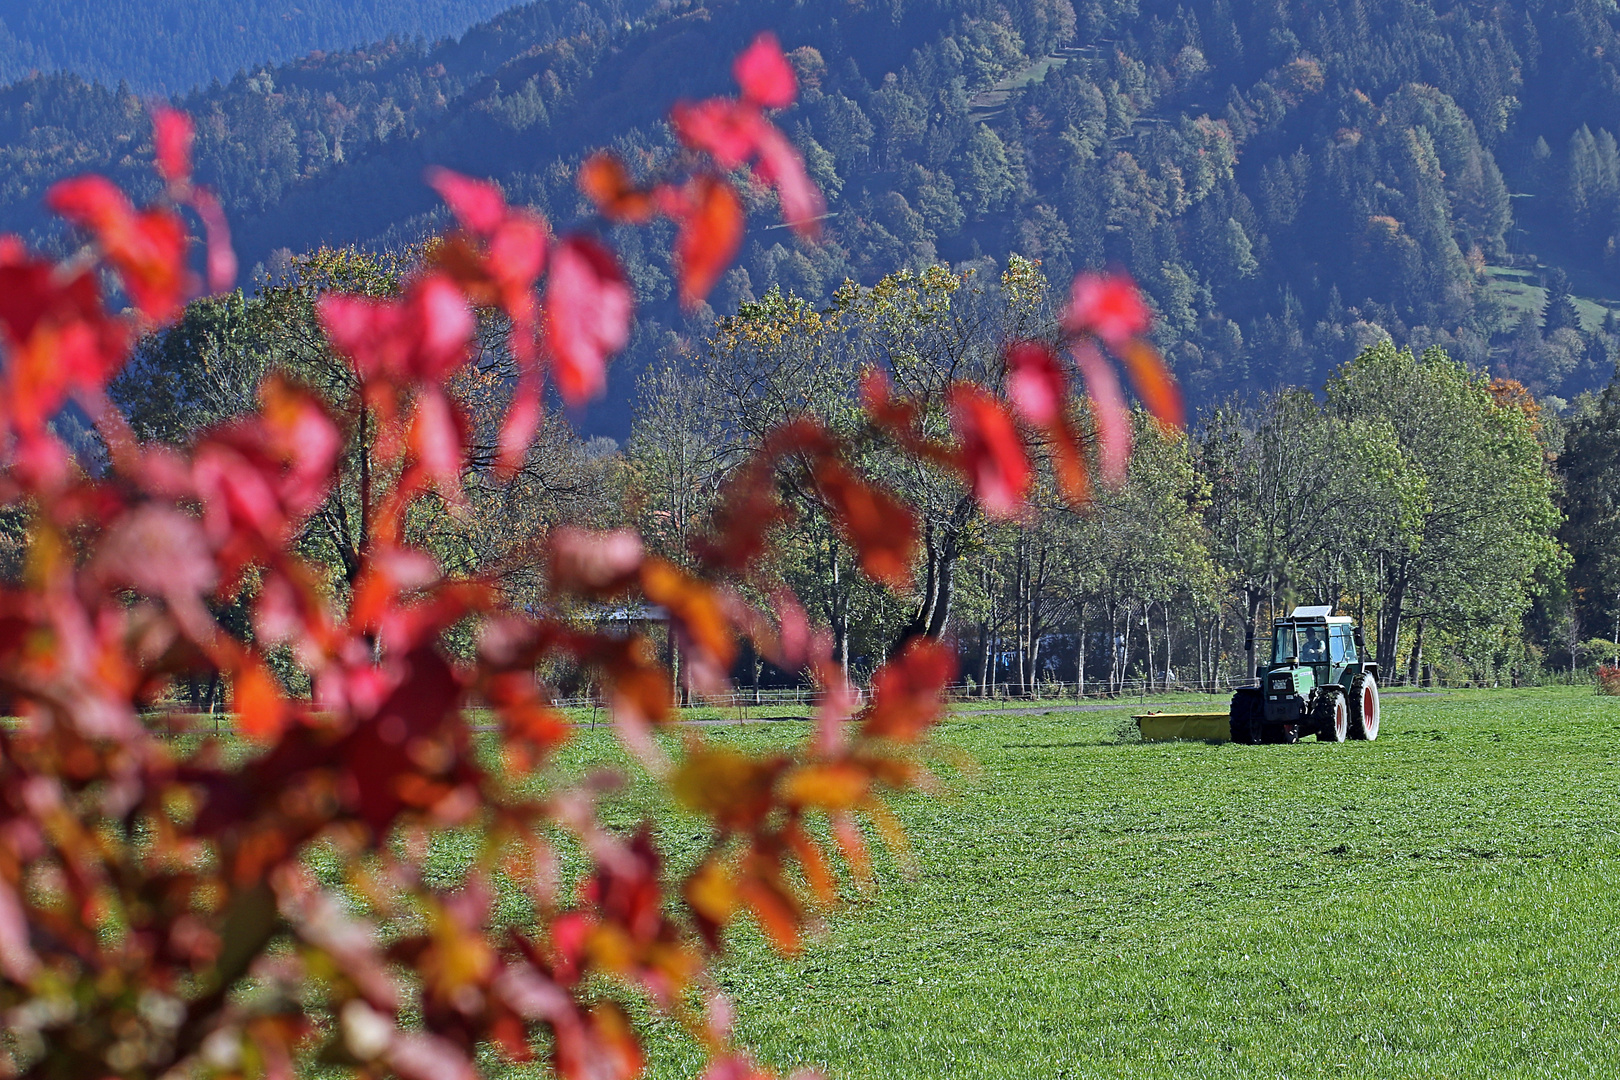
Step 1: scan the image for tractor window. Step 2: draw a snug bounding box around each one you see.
[1271,626,1296,663]
[1298,625,1329,664]
[1329,626,1348,664]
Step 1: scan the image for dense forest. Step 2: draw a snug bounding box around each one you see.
[0,0,522,91]
[2,0,1620,435]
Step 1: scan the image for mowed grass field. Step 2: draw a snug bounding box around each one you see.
[548,687,1620,1080]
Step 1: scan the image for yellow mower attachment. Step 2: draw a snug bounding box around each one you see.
[1135,711,1232,742]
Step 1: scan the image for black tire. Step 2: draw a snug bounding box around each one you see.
[1230,688,1264,745]
[1314,687,1348,743]
[1348,670,1380,741]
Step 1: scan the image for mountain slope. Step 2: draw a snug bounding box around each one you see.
[0,0,524,93]
[2,0,1618,436]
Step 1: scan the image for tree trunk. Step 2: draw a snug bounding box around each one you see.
[1406,617,1424,686]
[1243,586,1263,683]
[1074,599,1087,701]
[1377,563,1408,676]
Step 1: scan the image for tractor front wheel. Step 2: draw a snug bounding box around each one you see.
[1230,688,1264,745]
[1348,671,1380,740]
[1315,688,1348,743]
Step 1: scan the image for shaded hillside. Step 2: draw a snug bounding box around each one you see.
[0,0,529,93]
[2,0,1619,435]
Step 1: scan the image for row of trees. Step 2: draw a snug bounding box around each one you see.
[115,251,1589,695]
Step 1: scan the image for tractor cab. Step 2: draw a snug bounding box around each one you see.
[1230,606,1382,745]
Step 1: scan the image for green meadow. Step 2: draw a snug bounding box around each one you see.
[549,687,1620,1079]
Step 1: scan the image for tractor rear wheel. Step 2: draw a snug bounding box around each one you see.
[1230,688,1264,745]
[1315,688,1348,743]
[1348,671,1380,740]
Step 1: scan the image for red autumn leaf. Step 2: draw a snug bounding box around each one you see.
[233,659,288,739]
[733,33,797,110]
[811,459,917,588]
[675,175,745,309]
[318,274,475,383]
[862,635,956,742]
[1070,342,1132,486]
[426,167,508,235]
[0,256,128,437]
[671,99,764,170]
[1061,271,1152,346]
[1005,342,1090,505]
[578,153,657,224]
[410,389,466,497]
[1115,337,1185,429]
[47,176,189,322]
[947,385,1031,518]
[545,236,632,405]
[151,106,194,185]
[1005,341,1066,427]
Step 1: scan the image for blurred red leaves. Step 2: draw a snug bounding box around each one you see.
[546,236,632,404]
[863,636,957,742]
[949,385,1032,518]
[734,32,798,109]
[0,40,1184,1080]
[673,175,746,309]
[1062,270,1152,346]
[151,105,194,186]
[48,176,190,322]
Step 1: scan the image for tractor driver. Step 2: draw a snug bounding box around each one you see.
[1298,624,1329,664]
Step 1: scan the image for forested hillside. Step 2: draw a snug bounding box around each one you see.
[0,0,522,92]
[3,0,1620,432]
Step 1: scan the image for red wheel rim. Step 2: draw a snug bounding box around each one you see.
[1363,684,1379,736]
[1335,697,1348,740]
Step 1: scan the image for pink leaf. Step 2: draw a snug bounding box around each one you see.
[1061,271,1151,346]
[734,33,797,109]
[670,99,764,170]
[753,124,825,237]
[190,187,237,294]
[1070,342,1132,486]
[1004,341,1066,427]
[544,236,631,405]
[426,167,507,235]
[151,106,194,185]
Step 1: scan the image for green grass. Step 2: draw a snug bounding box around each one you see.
[554,687,1620,1079]
[1484,266,1615,333]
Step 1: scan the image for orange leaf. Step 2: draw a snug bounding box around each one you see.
[778,762,869,810]
[1115,337,1185,429]
[811,459,917,587]
[863,636,955,742]
[674,175,744,309]
[640,557,736,673]
[578,153,656,224]
[736,870,801,955]
[232,660,286,739]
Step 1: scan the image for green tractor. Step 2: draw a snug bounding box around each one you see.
[1230,606,1381,745]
